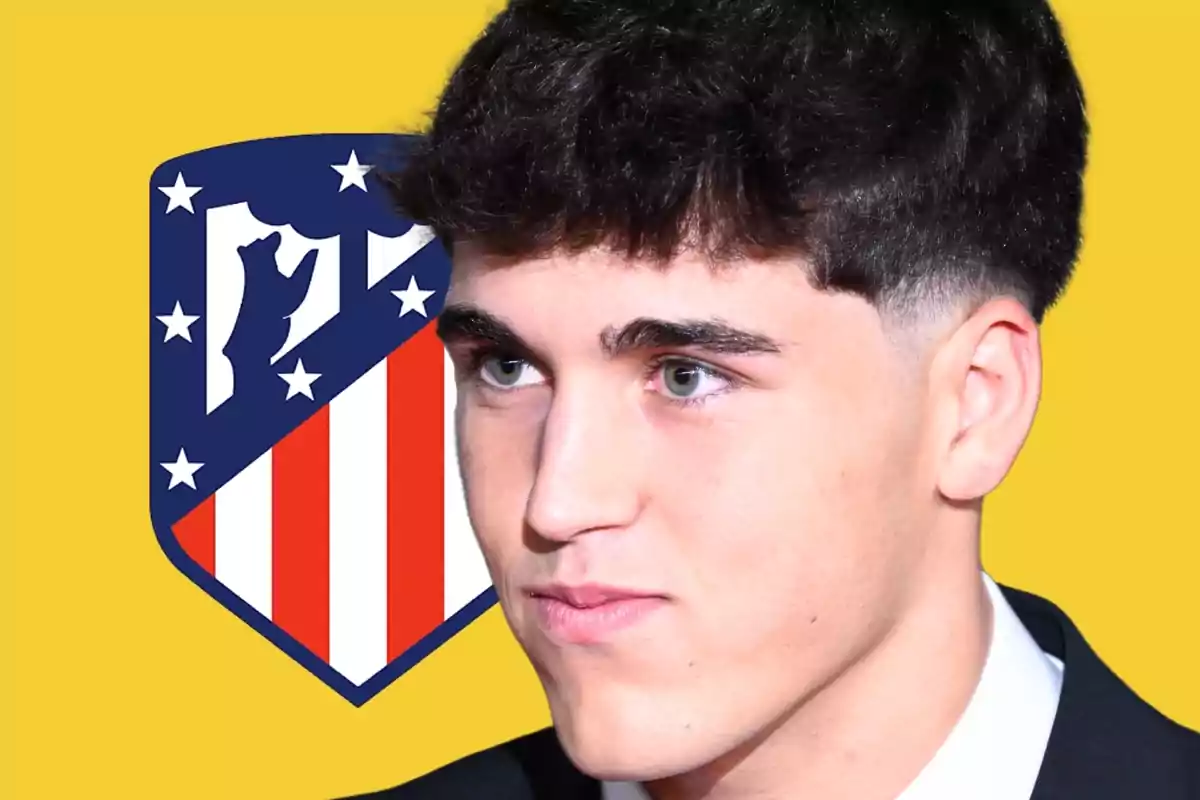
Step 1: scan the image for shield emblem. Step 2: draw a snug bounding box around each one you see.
[148,134,495,706]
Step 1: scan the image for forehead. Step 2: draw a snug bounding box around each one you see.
[445,246,878,348]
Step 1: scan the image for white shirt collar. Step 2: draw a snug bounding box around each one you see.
[603,571,1064,800]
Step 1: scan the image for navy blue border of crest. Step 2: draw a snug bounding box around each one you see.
[148,133,499,707]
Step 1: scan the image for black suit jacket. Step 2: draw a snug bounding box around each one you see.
[344,585,1200,799]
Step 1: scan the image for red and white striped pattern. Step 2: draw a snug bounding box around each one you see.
[173,327,490,685]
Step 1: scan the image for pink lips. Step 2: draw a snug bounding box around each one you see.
[526,583,668,644]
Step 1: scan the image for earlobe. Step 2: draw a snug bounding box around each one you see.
[935,298,1042,502]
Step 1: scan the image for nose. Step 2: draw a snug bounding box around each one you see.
[524,384,645,544]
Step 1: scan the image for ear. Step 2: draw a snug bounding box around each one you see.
[930,297,1042,502]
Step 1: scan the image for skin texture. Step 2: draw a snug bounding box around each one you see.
[438,245,1042,800]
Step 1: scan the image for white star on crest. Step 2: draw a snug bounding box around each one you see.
[391,275,436,318]
[331,149,373,192]
[155,301,200,342]
[278,358,322,400]
[157,171,202,214]
[160,448,204,490]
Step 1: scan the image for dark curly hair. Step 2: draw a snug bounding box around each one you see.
[380,0,1088,322]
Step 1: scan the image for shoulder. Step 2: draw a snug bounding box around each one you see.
[335,727,599,800]
[1163,716,1200,792]
[1135,713,1200,797]
[1000,582,1200,796]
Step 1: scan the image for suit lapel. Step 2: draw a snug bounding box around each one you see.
[1003,585,1194,800]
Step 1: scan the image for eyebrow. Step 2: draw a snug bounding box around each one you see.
[436,304,529,353]
[600,316,781,356]
[436,304,782,358]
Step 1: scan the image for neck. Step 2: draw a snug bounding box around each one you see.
[644,536,992,800]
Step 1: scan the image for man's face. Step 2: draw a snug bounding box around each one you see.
[439,248,940,780]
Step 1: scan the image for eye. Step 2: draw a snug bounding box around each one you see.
[477,355,546,389]
[650,359,733,403]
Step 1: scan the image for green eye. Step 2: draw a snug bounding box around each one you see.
[662,362,704,397]
[482,357,524,386]
[478,355,544,389]
[653,359,731,403]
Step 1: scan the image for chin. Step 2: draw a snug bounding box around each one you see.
[543,680,737,783]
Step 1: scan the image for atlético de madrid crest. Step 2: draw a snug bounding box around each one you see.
[148,134,495,706]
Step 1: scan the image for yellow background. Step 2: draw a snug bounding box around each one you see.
[2,1,1197,797]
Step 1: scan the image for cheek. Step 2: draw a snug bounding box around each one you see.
[456,402,540,568]
[652,386,922,662]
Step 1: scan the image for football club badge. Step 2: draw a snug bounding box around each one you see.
[149,134,495,705]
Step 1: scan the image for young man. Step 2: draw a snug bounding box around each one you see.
[353,1,1200,797]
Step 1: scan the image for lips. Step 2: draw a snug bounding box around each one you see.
[525,583,668,644]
